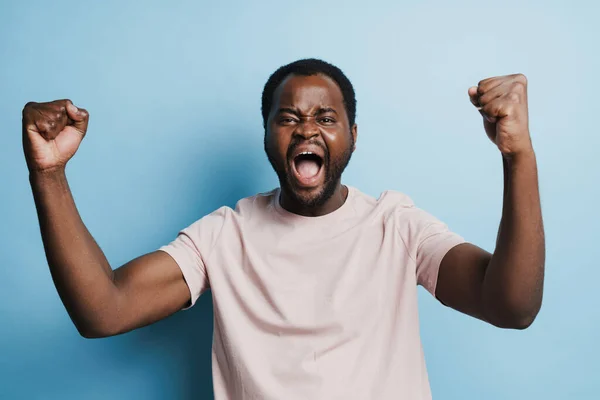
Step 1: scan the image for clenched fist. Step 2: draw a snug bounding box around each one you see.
[22,99,89,172]
[469,74,532,157]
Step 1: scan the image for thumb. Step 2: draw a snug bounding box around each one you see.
[468,87,496,123]
[66,101,89,134]
[468,86,480,109]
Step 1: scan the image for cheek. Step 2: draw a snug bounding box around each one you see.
[323,129,352,157]
[266,128,291,160]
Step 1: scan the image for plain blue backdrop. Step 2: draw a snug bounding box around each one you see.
[1,0,598,399]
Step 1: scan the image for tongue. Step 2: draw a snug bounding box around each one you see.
[296,159,320,178]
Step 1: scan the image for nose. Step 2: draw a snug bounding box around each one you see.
[293,119,320,140]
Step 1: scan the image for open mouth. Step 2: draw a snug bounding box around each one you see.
[291,152,325,187]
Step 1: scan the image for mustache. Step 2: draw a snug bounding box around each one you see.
[286,139,328,163]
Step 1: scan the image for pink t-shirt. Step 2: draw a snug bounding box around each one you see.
[159,186,465,399]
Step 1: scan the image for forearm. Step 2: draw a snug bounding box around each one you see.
[30,168,119,336]
[482,151,545,328]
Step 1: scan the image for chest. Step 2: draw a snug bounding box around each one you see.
[207,217,416,331]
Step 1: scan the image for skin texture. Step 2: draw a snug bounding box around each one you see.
[264,74,357,216]
[23,73,543,338]
[436,74,545,328]
[23,100,190,338]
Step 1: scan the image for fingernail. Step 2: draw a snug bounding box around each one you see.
[69,103,79,112]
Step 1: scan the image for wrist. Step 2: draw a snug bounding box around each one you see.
[502,145,535,164]
[502,148,537,175]
[29,166,68,186]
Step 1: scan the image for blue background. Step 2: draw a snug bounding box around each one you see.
[1,0,598,398]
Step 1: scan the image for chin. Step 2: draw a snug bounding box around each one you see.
[290,187,326,208]
[285,178,337,209]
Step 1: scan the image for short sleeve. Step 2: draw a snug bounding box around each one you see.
[414,210,466,296]
[158,208,227,309]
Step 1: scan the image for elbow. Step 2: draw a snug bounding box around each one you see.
[78,327,109,339]
[505,312,537,330]
[70,292,124,339]
[485,301,542,330]
[73,318,121,339]
[488,311,538,330]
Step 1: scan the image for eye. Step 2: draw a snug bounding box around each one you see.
[278,117,298,125]
[319,117,335,124]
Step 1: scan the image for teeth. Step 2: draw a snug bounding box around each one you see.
[294,151,322,161]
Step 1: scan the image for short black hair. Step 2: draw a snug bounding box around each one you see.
[261,58,356,128]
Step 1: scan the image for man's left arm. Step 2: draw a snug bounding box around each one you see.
[435,74,545,329]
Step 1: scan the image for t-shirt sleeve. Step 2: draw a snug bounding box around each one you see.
[413,209,466,296]
[158,208,227,309]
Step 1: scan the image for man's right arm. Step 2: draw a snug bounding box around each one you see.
[24,100,191,338]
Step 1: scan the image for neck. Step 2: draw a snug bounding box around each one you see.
[280,182,348,217]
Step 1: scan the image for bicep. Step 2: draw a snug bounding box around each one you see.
[110,251,191,335]
[435,243,492,322]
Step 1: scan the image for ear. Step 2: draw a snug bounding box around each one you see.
[351,124,358,151]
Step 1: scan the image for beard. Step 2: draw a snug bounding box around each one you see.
[264,134,354,208]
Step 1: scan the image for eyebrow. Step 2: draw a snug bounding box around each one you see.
[277,107,338,116]
[316,107,338,115]
[277,107,300,116]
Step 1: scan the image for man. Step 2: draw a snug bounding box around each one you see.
[23,59,544,399]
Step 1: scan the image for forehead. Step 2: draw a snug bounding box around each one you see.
[272,74,345,110]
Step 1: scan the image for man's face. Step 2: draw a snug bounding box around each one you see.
[264,74,357,208]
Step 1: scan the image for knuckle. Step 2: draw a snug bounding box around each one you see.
[53,99,69,113]
[478,77,496,90]
[55,98,71,106]
[515,73,527,84]
[23,101,38,115]
[504,103,516,113]
[513,81,527,93]
[507,92,520,102]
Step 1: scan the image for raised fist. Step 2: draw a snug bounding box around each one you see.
[468,74,532,157]
[22,99,89,172]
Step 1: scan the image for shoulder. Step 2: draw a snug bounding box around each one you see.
[232,188,278,218]
[374,189,415,208]
[189,188,277,231]
[350,187,415,215]
[177,190,276,249]
[351,187,444,232]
